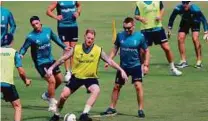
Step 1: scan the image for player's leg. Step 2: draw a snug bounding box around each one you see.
[134,81,145,118]
[131,65,145,118]
[44,75,57,111]
[155,28,182,76]
[50,76,82,121]
[63,41,71,72]
[11,99,22,121]
[79,79,100,121]
[140,31,153,75]
[64,26,78,83]
[177,32,188,68]
[49,87,73,121]
[101,70,126,116]
[191,22,202,68]
[1,84,21,121]
[192,31,202,68]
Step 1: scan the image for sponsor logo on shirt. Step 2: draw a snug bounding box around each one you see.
[61,8,76,13]
[0,52,11,56]
[38,43,50,50]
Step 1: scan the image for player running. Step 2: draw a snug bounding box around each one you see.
[19,16,69,112]
[168,1,208,68]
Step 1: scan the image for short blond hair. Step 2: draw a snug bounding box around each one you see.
[85,28,96,36]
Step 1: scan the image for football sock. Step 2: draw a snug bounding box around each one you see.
[83,105,91,114]
[196,60,202,65]
[169,62,175,69]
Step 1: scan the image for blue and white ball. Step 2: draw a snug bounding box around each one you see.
[64,113,76,121]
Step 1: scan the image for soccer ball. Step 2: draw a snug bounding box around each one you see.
[64,113,76,121]
[203,34,208,41]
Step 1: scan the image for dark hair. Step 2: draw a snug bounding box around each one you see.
[85,28,96,36]
[123,17,134,24]
[182,1,190,4]
[1,33,13,47]
[30,16,40,23]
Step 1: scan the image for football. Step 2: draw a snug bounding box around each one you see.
[64,113,76,121]
[203,34,208,41]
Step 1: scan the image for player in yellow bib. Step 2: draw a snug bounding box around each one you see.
[135,1,182,76]
[46,28,128,121]
[1,33,31,121]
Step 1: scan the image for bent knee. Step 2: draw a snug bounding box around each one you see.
[113,84,122,90]
[89,85,100,94]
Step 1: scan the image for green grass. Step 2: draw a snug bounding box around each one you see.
[1,1,208,121]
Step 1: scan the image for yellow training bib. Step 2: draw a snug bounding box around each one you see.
[72,44,102,79]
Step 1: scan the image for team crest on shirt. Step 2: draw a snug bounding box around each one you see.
[36,39,40,44]
[121,40,124,43]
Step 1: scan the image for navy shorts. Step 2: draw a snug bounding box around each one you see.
[178,21,200,34]
[115,65,142,85]
[66,75,99,93]
[1,83,19,102]
[58,26,78,42]
[1,33,13,46]
[35,60,61,78]
[142,28,168,46]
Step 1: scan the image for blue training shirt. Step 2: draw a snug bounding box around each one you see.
[115,31,148,68]
[15,52,22,68]
[19,27,66,66]
[0,6,16,41]
[168,4,208,31]
[57,1,78,27]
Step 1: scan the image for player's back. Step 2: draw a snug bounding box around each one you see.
[0,47,16,85]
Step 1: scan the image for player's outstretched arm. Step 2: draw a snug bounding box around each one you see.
[15,53,31,86]
[17,67,31,87]
[19,38,32,57]
[46,48,74,77]
[104,45,119,69]
[101,50,128,81]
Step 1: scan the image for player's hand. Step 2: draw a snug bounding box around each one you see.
[44,67,53,77]
[73,12,80,18]
[140,17,148,24]
[120,70,128,82]
[203,32,208,42]
[104,63,109,70]
[64,46,71,51]
[167,28,172,39]
[155,16,162,22]
[25,78,31,87]
[143,65,149,75]
[56,15,63,21]
[20,54,24,59]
